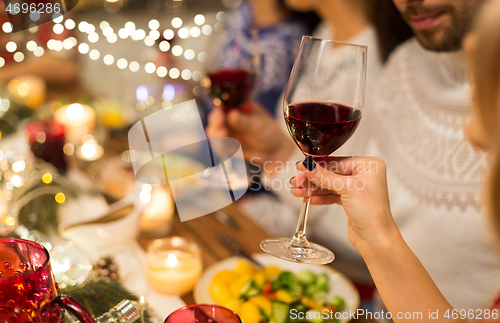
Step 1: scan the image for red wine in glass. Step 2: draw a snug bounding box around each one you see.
[207,69,256,112]
[285,101,362,159]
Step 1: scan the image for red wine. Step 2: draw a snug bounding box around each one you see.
[208,69,256,111]
[285,101,361,158]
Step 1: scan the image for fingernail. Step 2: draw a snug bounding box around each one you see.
[302,156,316,171]
[295,160,302,166]
[289,176,295,185]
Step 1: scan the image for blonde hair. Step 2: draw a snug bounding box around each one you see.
[470,0,500,241]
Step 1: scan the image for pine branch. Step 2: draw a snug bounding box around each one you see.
[62,280,154,323]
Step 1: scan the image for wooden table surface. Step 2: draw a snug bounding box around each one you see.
[137,203,375,323]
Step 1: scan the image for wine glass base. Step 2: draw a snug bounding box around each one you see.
[260,237,335,265]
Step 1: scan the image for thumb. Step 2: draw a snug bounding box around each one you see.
[226,108,244,129]
[297,157,351,195]
[206,107,229,138]
[208,106,226,128]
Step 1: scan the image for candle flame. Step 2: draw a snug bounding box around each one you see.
[140,190,152,203]
[166,253,178,267]
[17,83,29,97]
[81,142,96,159]
[66,103,84,120]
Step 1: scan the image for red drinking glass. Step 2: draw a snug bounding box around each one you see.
[0,238,96,323]
[164,304,242,323]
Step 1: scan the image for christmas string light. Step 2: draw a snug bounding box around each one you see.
[0,12,224,85]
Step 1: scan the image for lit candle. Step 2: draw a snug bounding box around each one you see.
[7,75,46,109]
[145,237,202,295]
[140,187,175,235]
[54,103,96,143]
[75,136,104,161]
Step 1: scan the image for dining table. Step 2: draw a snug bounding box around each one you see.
[80,130,378,322]
[137,202,376,323]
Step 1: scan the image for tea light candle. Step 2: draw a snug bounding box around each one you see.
[55,103,96,143]
[145,237,202,295]
[140,187,175,235]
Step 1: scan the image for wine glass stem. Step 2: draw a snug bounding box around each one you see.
[289,190,312,251]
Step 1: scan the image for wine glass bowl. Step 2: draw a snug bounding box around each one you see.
[286,102,362,159]
[201,27,259,113]
[205,69,256,112]
[260,36,367,264]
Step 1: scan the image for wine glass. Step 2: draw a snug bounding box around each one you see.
[260,36,367,264]
[164,304,242,323]
[200,27,260,190]
[201,27,260,113]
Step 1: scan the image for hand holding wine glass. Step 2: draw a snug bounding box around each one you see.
[290,156,398,249]
[260,36,367,264]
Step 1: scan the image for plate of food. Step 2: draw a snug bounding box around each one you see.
[194,254,359,323]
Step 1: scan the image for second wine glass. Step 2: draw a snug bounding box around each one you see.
[201,27,260,113]
[260,36,367,264]
[200,27,260,191]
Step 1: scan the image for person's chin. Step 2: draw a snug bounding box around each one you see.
[414,28,453,51]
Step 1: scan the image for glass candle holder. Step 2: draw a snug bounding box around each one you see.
[139,187,175,237]
[26,120,67,173]
[145,237,202,295]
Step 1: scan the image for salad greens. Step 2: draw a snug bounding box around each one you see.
[209,260,346,323]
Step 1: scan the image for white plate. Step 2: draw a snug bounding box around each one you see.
[193,254,359,323]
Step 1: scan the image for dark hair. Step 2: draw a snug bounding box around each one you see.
[367,0,414,62]
[278,0,321,34]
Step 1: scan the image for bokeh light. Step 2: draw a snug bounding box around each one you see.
[42,173,53,184]
[55,192,66,204]
[171,17,183,28]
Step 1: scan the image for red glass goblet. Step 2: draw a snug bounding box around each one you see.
[164,304,242,323]
[0,238,96,323]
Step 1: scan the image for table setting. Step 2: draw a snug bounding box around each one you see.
[0,3,379,323]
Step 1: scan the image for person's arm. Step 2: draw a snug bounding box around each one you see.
[291,157,467,323]
[359,227,464,322]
